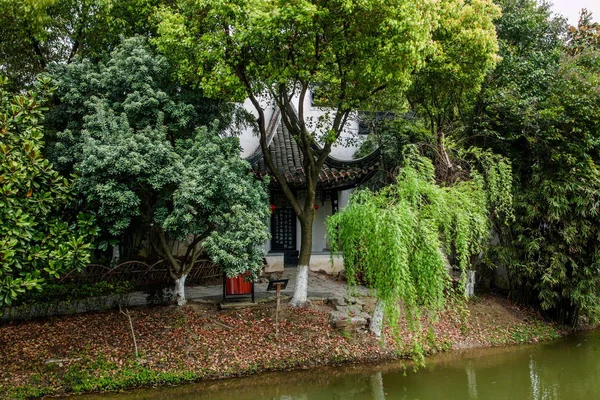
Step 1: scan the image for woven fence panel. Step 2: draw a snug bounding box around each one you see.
[57,259,222,287]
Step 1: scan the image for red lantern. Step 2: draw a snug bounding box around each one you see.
[313,204,319,210]
[270,204,277,213]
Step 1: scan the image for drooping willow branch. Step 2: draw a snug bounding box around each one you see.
[327,147,511,363]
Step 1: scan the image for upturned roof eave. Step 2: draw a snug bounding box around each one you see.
[245,107,380,189]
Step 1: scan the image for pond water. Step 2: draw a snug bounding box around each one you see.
[74,329,600,400]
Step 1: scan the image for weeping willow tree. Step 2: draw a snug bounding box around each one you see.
[327,148,511,361]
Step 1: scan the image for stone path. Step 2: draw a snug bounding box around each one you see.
[128,269,368,306]
[2,270,371,321]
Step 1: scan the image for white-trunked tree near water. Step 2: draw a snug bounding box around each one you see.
[157,0,442,307]
[47,39,270,306]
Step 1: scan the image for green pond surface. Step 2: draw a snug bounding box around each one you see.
[73,329,600,400]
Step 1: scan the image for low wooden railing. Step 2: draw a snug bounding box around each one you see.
[57,258,222,287]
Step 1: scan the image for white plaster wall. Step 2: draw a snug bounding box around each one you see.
[233,98,275,158]
[297,94,364,159]
[338,189,353,209]
[292,191,354,253]
[236,91,366,161]
[309,253,344,275]
[312,199,333,252]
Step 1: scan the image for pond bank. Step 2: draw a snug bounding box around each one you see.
[0,293,565,399]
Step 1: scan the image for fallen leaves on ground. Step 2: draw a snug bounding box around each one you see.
[0,293,562,398]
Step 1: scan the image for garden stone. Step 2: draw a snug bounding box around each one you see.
[334,305,363,315]
[329,310,368,330]
[330,296,347,307]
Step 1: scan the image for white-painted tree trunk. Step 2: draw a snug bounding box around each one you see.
[369,299,385,338]
[111,245,120,265]
[289,265,309,308]
[175,274,188,306]
[465,270,476,298]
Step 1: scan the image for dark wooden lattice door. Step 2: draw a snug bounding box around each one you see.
[270,192,297,264]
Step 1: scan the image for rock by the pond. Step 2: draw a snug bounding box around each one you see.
[334,304,364,316]
[347,296,365,306]
[329,311,368,329]
[330,296,347,307]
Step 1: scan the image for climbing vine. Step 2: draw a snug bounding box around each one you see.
[327,147,511,362]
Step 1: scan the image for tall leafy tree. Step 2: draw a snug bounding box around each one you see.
[46,37,229,259]
[405,0,500,183]
[45,37,226,175]
[0,0,168,89]
[156,0,439,307]
[78,115,270,305]
[473,0,600,325]
[49,38,269,305]
[0,76,97,307]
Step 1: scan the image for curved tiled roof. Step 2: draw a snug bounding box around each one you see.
[247,115,380,190]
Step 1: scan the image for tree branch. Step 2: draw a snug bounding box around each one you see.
[156,228,181,276]
[181,227,213,270]
[235,66,303,217]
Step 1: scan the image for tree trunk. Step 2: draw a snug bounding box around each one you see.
[174,274,188,306]
[290,209,314,308]
[436,127,454,182]
[111,245,120,265]
[369,298,385,338]
[465,270,476,298]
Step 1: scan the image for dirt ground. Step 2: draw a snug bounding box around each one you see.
[0,293,563,399]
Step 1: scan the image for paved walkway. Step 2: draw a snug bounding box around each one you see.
[128,270,367,306]
[2,271,368,320]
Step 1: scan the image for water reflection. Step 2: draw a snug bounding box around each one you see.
[73,330,600,400]
[369,372,385,400]
[466,366,478,399]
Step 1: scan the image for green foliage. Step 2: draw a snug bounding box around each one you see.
[407,0,500,123]
[48,39,270,297]
[4,281,134,320]
[0,0,169,89]
[59,356,199,394]
[12,280,134,307]
[354,116,431,187]
[46,36,226,175]
[156,0,438,109]
[567,9,600,55]
[473,0,600,326]
[0,75,97,307]
[76,113,270,278]
[460,147,514,223]
[490,321,561,345]
[156,0,442,276]
[327,149,492,357]
[401,0,500,182]
[354,0,501,189]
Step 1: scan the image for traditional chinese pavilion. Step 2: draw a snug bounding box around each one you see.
[243,109,380,271]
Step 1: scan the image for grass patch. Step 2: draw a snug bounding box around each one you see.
[62,359,199,393]
[491,321,561,345]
